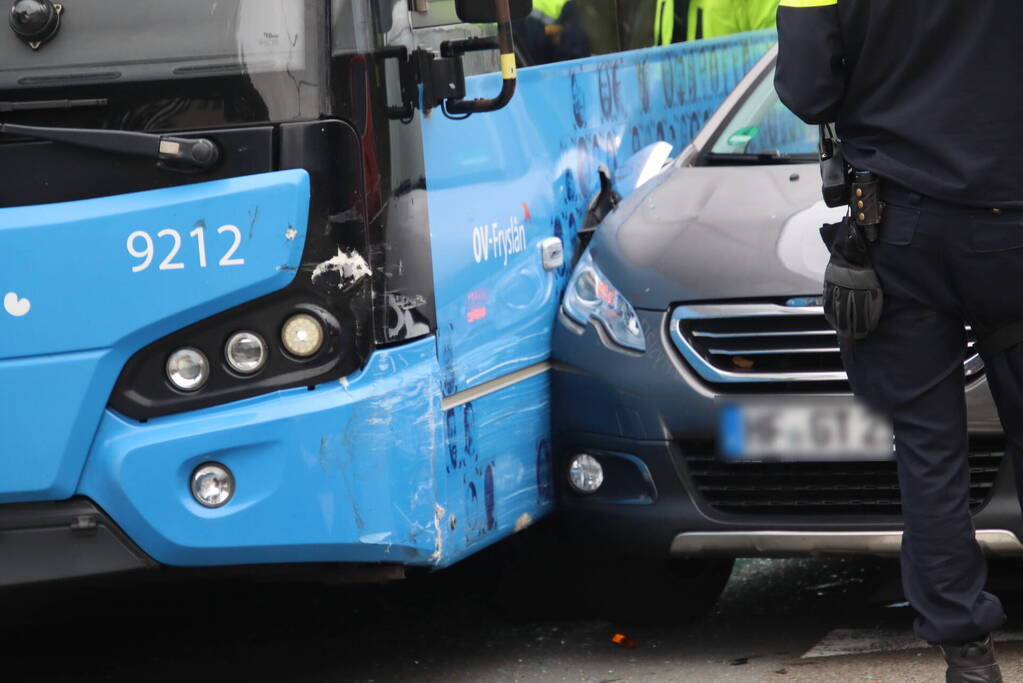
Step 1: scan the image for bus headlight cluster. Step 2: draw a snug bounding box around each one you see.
[164,312,328,391]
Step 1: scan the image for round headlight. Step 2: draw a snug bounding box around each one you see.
[281,313,324,358]
[166,347,209,392]
[568,453,604,494]
[190,462,235,508]
[225,331,267,374]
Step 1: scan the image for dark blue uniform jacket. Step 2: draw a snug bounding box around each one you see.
[775,0,1023,208]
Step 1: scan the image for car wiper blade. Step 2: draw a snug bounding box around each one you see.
[0,121,219,170]
[0,98,108,113]
[703,151,815,165]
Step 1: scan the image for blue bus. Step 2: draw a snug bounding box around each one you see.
[0,0,772,597]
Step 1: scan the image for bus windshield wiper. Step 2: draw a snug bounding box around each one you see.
[0,121,220,170]
[0,98,108,113]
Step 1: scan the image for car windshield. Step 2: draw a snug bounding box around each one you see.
[706,64,817,161]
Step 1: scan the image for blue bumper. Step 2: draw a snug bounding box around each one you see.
[79,338,449,567]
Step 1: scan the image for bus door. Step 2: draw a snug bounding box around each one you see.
[359,0,557,562]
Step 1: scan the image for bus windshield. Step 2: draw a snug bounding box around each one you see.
[0,0,324,123]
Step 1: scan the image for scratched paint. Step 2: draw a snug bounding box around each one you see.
[78,338,447,566]
[310,247,371,289]
[433,371,554,565]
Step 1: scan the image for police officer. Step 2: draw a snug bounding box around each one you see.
[775,2,1023,681]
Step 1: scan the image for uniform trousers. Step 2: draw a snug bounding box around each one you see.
[840,184,1023,644]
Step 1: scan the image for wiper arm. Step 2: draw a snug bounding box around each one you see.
[0,121,220,170]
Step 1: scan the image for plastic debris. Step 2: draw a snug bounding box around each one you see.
[611,633,636,649]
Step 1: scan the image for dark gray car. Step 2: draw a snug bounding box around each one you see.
[551,47,1017,624]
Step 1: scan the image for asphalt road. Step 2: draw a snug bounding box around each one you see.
[5,531,1023,683]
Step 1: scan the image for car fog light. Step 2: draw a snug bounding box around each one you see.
[568,453,604,494]
[281,313,324,357]
[190,463,235,508]
[166,347,209,392]
[225,331,267,374]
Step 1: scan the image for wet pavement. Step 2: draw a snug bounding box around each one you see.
[5,531,1023,682]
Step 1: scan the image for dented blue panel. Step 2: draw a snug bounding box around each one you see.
[78,339,445,566]
[77,338,551,567]
[422,31,777,395]
[0,171,309,501]
[434,372,554,566]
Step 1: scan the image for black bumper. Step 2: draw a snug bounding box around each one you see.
[552,312,1023,559]
[555,430,1023,559]
[0,498,156,586]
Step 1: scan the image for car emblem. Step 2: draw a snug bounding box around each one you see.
[785,296,824,308]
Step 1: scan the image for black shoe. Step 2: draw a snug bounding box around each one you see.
[941,635,1003,683]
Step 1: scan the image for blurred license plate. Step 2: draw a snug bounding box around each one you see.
[719,400,893,461]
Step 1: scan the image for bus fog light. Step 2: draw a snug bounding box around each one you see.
[166,348,209,391]
[191,463,235,508]
[569,454,604,493]
[281,313,324,357]
[225,331,267,374]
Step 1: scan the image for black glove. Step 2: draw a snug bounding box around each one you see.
[820,217,883,340]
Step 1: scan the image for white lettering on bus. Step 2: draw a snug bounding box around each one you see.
[471,216,527,266]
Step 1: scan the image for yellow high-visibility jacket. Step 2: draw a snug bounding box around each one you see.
[655,0,779,45]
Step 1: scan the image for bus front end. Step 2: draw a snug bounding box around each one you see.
[0,0,463,584]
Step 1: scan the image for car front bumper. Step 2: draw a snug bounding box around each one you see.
[552,308,1023,559]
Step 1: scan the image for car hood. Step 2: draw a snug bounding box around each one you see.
[591,163,846,310]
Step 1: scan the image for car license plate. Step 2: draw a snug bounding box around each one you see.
[718,399,893,462]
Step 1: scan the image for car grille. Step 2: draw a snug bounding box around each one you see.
[679,437,1005,516]
[670,302,982,391]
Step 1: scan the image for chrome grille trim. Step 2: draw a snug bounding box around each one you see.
[670,302,982,385]
[693,329,838,338]
[706,347,838,356]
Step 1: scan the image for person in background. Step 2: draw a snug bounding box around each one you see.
[667,0,778,42]
[514,0,591,65]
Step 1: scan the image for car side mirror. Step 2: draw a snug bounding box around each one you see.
[454,0,532,23]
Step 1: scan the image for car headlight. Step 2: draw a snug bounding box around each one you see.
[562,250,645,352]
